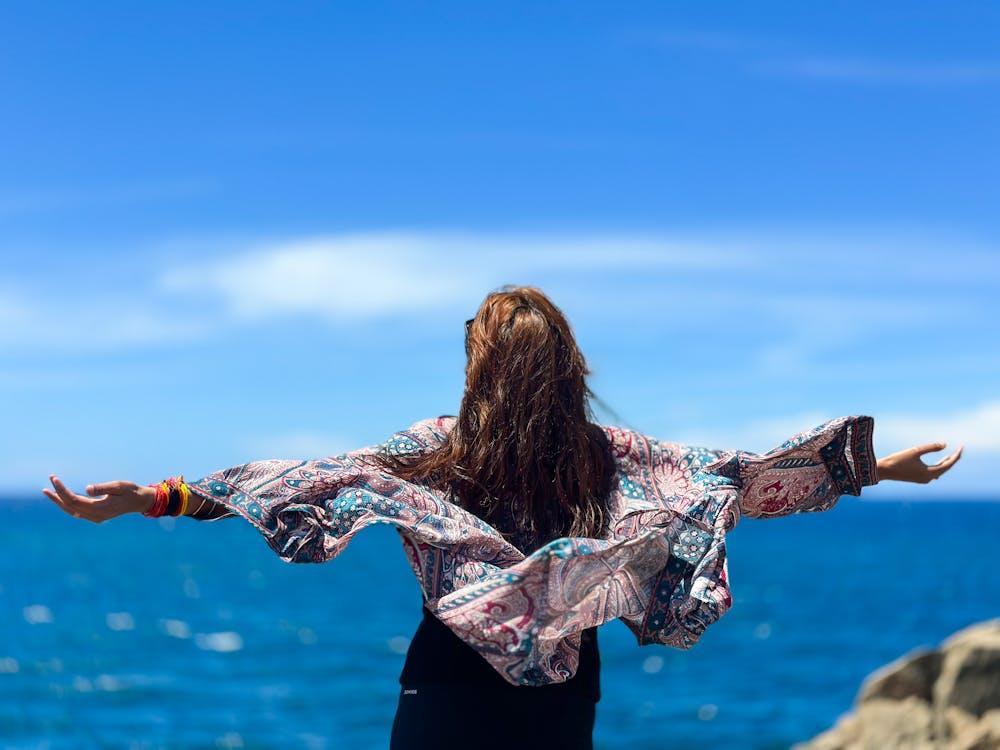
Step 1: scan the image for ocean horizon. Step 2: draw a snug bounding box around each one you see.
[3,497,997,749]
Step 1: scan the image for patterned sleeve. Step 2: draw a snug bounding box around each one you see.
[178,416,460,551]
[700,415,879,519]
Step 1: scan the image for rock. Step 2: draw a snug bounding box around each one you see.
[859,648,942,704]
[855,698,935,750]
[946,706,981,740]
[796,620,1000,750]
[951,709,1000,750]
[936,622,1000,718]
[798,698,935,750]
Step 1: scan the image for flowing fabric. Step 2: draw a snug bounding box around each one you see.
[185,414,878,687]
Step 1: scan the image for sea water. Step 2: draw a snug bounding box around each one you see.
[2,498,997,749]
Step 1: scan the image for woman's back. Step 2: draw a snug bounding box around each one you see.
[381,287,613,749]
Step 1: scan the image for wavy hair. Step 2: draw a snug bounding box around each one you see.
[369,284,615,552]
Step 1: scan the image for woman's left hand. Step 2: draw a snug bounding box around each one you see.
[42,476,154,523]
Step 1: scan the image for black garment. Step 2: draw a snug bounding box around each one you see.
[389,683,597,750]
[390,606,600,749]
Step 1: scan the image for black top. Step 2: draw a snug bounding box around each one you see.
[398,605,601,703]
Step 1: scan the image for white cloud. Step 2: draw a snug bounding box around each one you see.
[160,236,470,321]
[765,58,1000,85]
[0,286,208,349]
[0,178,216,217]
[872,400,1000,454]
[241,430,363,460]
[675,400,1000,456]
[674,411,835,454]
[156,229,998,325]
[1,227,996,357]
[156,231,750,322]
[643,28,1000,87]
[649,29,761,54]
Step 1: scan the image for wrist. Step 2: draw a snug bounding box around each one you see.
[136,486,157,514]
[876,457,897,482]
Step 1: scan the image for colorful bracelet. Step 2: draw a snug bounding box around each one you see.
[165,484,181,516]
[143,476,190,518]
[143,481,170,517]
[167,476,185,517]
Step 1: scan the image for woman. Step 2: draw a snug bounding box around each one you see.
[43,285,962,750]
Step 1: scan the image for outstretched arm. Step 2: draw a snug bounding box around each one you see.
[41,417,454,526]
[699,415,964,519]
[42,476,232,523]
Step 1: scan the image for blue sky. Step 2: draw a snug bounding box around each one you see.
[2,2,997,497]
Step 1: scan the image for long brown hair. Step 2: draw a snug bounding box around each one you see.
[370,285,615,552]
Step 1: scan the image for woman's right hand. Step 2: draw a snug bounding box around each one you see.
[876,443,964,484]
[42,476,155,523]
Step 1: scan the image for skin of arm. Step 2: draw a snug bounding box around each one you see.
[41,439,964,525]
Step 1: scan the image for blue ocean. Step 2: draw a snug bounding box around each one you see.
[2,498,997,749]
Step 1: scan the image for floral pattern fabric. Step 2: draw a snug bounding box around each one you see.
[186,414,878,687]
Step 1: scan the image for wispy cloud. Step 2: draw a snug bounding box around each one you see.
[674,410,834,454]
[644,29,766,54]
[762,58,1000,85]
[0,286,208,349]
[241,430,362,460]
[151,226,997,397]
[645,28,1000,86]
[0,230,747,351]
[157,231,748,323]
[0,178,217,218]
[873,400,1000,453]
[676,400,1000,456]
[161,236,471,321]
[2,228,995,364]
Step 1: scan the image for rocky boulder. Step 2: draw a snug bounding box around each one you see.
[795,619,1000,750]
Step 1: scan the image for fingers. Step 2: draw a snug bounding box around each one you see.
[46,475,96,521]
[42,487,71,514]
[42,485,84,519]
[928,445,964,478]
[50,475,82,505]
[86,481,129,496]
[913,442,947,457]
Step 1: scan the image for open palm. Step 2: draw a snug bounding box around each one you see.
[877,443,964,484]
[42,476,151,524]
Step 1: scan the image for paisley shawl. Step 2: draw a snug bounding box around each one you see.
[186,414,878,686]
